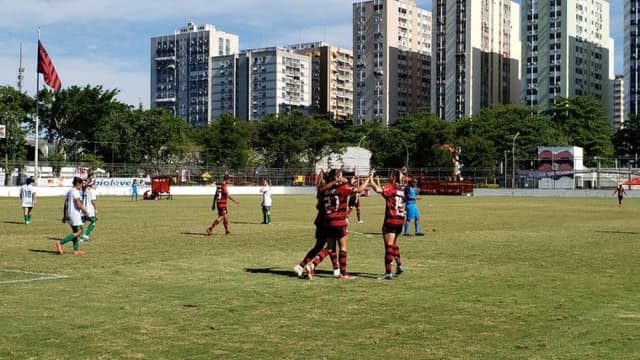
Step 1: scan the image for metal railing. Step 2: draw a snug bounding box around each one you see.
[1,160,638,189]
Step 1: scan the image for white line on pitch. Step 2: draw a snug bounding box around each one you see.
[349,231,375,238]
[0,269,70,284]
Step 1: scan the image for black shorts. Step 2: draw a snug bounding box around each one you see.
[382,224,403,236]
[324,225,348,239]
[315,226,326,241]
[217,207,228,216]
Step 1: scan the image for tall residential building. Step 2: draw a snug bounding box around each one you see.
[432,0,521,121]
[150,22,239,127]
[625,0,640,119]
[522,0,611,113]
[612,74,625,128]
[353,0,432,125]
[212,47,311,122]
[288,42,354,122]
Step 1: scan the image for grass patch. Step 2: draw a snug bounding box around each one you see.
[0,194,639,359]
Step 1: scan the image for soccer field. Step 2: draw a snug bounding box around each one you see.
[1,194,639,359]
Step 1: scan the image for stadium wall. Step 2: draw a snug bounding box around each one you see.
[0,186,637,198]
[0,186,317,197]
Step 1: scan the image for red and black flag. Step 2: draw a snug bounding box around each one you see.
[37,40,61,91]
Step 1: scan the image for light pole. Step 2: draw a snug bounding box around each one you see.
[357,135,367,148]
[400,139,409,168]
[504,150,509,188]
[356,135,367,175]
[512,132,520,191]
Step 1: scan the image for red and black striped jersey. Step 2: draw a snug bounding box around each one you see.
[382,183,406,226]
[216,183,229,208]
[321,184,354,228]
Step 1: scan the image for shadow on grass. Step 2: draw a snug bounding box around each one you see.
[244,267,380,279]
[231,221,262,225]
[346,271,384,279]
[1,221,25,225]
[595,230,640,235]
[28,249,60,255]
[181,232,209,237]
[245,267,299,278]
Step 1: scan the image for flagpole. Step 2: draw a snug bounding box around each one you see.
[34,29,40,183]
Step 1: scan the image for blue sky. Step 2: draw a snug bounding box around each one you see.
[0,0,624,108]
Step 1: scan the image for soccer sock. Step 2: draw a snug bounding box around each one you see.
[404,222,410,235]
[24,215,28,223]
[339,250,348,274]
[223,218,230,233]
[86,223,95,236]
[329,250,339,271]
[385,245,394,274]
[415,220,421,233]
[393,244,403,266]
[300,244,324,267]
[60,234,75,245]
[263,213,267,223]
[28,215,31,222]
[356,208,361,221]
[267,215,271,223]
[72,238,80,251]
[312,248,330,267]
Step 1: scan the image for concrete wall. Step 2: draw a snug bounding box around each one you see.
[0,186,317,197]
[1,186,637,198]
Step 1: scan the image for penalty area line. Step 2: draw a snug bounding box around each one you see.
[349,231,375,239]
[0,269,70,284]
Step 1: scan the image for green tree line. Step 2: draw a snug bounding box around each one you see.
[1,85,638,177]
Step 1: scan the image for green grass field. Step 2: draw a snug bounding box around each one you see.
[1,193,639,359]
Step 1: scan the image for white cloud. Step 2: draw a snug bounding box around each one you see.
[0,0,355,108]
[0,0,626,111]
[0,47,149,108]
[1,0,351,28]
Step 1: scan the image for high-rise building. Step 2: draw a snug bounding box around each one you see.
[612,74,625,128]
[432,0,521,121]
[353,0,432,125]
[212,47,311,122]
[625,0,640,119]
[288,42,354,123]
[150,22,239,127]
[522,0,611,113]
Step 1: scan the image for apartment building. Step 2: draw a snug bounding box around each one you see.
[150,22,239,127]
[288,42,354,122]
[212,47,311,122]
[522,0,611,112]
[612,74,625,128]
[625,0,640,119]
[352,0,432,125]
[432,0,521,122]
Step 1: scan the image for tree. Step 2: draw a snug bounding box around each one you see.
[394,113,456,168]
[302,117,339,170]
[36,85,121,160]
[94,102,140,165]
[613,114,640,163]
[134,108,192,173]
[365,125,407,168]
[193,113,253,169]
[455,104,566,173]
[0,86,33,184]
[545,96,613,165]
[254,111,308,168]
